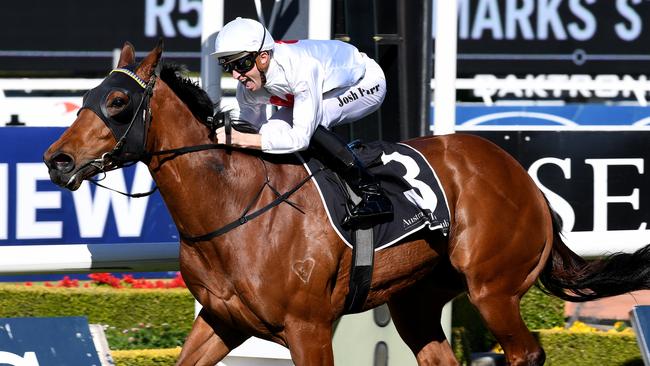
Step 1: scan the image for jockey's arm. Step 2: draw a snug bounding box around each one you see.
[216,87,266,149]
[258,60,324,154]
[217,60,324,154]
[216,128,262,149]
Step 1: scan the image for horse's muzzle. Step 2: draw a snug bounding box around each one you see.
[43,151,89,191]
[44,151,75,174]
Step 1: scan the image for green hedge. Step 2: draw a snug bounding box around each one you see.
[0,285,195,349]
[538,330,642,366]
[521,286,566,329]
[451,328,642,366]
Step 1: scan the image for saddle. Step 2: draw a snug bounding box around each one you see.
[301,141,450,249]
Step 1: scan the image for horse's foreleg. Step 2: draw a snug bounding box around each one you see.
[176,308,248,366]
[284,321,334,366]
[388,267,463,366]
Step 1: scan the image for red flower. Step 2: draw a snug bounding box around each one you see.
[58,276,79,288]
[79,272,187,289]
[122,274,135,284]
[88,273,122,288]
[169,272,186,288]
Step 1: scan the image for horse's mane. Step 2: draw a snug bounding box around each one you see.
[159,63,215,124]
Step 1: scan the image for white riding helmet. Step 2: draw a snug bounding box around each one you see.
[211,17,275,59]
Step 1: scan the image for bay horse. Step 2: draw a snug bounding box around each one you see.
[44,42,650,366]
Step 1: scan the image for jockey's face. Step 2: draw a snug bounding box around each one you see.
[231,51,270,92]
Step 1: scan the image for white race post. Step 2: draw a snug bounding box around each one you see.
[432,0,457,136]
[308,2,332,40]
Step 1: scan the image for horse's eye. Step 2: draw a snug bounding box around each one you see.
[106,94,129,118]
[104,90,130,120]
[110,98,126,108]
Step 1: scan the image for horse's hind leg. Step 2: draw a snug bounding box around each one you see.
[388,264,464,366]
[176,308,248,366]
[458,237,548,366]
[467,289,545,366]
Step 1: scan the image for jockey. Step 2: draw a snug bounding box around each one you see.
[212,17,393,228]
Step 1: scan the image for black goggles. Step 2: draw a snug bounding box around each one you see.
[220,52,257,74]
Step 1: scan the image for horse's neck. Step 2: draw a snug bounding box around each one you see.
[146,90,211,155]
[145,91,267,241]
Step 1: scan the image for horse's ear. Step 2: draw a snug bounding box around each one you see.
[135,39,164,81]
[117,42,136,68]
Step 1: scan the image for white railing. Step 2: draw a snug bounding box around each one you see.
[0,78,100,126]
[0,242,179,275]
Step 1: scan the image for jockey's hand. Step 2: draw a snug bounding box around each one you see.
[215,127,263,150]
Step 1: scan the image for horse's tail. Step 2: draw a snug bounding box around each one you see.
[538,203,650,302]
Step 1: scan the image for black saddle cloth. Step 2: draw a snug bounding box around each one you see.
[301,140,450,249]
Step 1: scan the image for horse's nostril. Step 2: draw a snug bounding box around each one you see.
[50,152,75,173]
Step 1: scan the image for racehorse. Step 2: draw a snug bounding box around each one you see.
[43,42,650,366]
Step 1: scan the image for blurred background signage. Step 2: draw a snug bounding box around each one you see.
[0,0,309,74]
[443,0,650,75]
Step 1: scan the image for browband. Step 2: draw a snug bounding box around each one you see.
[110,68,147,89]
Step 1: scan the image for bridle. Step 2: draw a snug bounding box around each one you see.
[69,65,160,193]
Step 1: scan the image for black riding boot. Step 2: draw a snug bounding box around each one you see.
[310,126,393,228]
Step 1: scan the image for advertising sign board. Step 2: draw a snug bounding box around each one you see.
[0,0,309,74]
[0,317,101,366]
[0,127,176,246]
[434,0,650,75]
